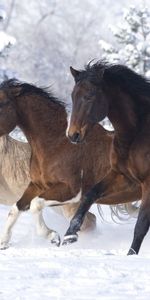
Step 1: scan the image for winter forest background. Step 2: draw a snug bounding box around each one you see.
[1,0,150,103]
[1,2,150,299]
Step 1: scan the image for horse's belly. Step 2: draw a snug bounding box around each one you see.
[40,189,82,205]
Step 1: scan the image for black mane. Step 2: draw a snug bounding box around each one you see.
[0,79,65,108]
[79,61,150,99]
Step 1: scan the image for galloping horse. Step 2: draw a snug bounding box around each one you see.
[0,79,140,249]
[64,61,149,255]
[0,135,97,224]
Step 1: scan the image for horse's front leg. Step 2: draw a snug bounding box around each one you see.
[30,198,61,246]
[62,202,96,231]
[62,170,118,245]
[0,182,39,249]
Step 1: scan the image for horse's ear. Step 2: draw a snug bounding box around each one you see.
[99,68,105,80]
[70,66,81,82]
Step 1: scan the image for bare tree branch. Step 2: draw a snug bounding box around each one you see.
[3,0,16,31]
[36,0,58,28]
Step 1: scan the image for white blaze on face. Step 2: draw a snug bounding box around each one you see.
[66,113,71,137]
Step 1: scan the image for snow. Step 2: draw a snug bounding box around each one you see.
[1,2,150,299]
[0,204,150,300]
[99,6,150,76]
[0,31,16,53]
[10,127,27,142]
[0,5,6,20]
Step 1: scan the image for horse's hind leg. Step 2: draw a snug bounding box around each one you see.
[30,198,60,246]
[127,206,149,255]
[0,182,39,249]
[128,183,150,255]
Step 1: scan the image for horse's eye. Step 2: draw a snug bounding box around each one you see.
[84,98,93,105]
[87,98,92,103]
[84,96,90,101]
[89,91,96,97]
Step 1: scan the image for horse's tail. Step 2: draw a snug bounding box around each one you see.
[97,202,140,222]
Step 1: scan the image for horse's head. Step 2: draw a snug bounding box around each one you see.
[67,66,108,143]
[0,89,17,136]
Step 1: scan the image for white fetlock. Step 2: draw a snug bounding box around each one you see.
[0,203,20,250]
[30,198,61,246]
[62,234,78,245]
[49,231,61,246]
[0,234,11,250]
[63,234,78,241]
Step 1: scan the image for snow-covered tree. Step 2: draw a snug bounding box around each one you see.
[0,5,16,81]
[0,5,22,139]
[99,6,150,77]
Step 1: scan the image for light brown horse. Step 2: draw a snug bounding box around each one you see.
[0,79,141,249]
[0,135,139,243]
[64,61,150,254]
[0,135,30,204]
[0,134,96,227]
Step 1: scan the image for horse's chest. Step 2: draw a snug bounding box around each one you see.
[111,142,150,182]
[30,157,60,184]
[110,144,136,180]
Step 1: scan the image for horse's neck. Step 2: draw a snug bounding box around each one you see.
[108,90,138,145]
[16,95,67,146]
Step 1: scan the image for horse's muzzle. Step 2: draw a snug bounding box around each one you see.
[68,131,83,144]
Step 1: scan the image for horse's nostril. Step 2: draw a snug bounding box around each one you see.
[69,132,80,143]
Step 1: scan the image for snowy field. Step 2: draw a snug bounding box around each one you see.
[0,204,150,300]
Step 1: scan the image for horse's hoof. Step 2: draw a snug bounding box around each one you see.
[127,248,137,255]
[50,232,61,247]
[0,241,9,250]
[62,234,78,245]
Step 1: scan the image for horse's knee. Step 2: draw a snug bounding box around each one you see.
[30,198,44,213]
[8,203,20,217]
[16,199,30,211]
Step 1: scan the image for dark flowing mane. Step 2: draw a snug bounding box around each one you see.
[0,79,65,108]
[79,61,150,101]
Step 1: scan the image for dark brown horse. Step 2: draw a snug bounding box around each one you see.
[0,79,140,249]
[64,61,149,254]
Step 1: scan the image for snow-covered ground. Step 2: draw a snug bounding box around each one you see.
[0,204,150,300]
